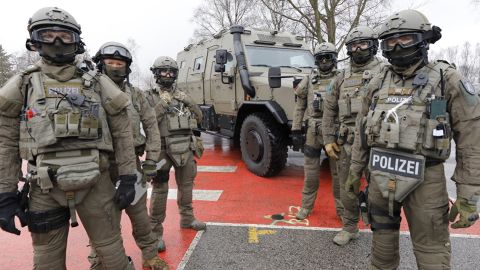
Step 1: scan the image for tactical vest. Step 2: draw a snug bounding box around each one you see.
[145,87,196,167]
[363,61,452,161]
[19,71,113,161]
[124,84,146,148]
[307,74,336,119]
[339,59,383,126]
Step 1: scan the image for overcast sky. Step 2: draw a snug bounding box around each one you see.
[0,0,479,75]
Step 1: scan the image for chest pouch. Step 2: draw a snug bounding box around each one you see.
[166,111,191,132]
[312,92,323,112]
[422,98,451,160]
[165,136,192,167]
[368,148,425,216]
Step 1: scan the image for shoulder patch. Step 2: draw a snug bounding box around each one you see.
[460,79,477,95]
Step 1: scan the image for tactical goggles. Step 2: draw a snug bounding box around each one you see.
[315,53,336,62]
[346,39,374,52]
[31,27,80,44]
[153,68,178,77]
[380,32,423,52]
[99,45,132,60]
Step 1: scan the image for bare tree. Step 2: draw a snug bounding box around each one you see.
[432,42,480,83]
[124,38,145,88]
[0,45,13,86]
[192,0,260,40]
[259,0,391,51]
[257,0,300,32]
[10,50,40,73]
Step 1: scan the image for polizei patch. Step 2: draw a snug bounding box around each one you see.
[45,82,82,97]
[368,148,425,179]
[385,95,414,104]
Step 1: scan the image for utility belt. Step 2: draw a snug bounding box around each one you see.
[27,149,102,227]
[368,147,427,216]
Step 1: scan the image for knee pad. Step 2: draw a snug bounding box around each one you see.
[28,207,70,233]
[304,145,322,158]
[153,170,169,183]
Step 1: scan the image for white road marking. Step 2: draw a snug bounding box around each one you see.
[169,165,237,173]
[147,188,223,201]
[177,230,205,270]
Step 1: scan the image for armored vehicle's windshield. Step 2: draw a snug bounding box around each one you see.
[245,45,315,68]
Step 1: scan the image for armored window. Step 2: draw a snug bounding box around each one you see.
[193,57,204,71]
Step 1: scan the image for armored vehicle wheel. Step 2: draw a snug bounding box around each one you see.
[240,113,288,177]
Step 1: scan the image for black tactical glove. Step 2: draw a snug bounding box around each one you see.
[114,175,136,210]
[192,129,201,137]
[0,192,27,235]
[291,130,305,150]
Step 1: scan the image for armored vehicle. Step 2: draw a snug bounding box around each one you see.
[176,25,314,177]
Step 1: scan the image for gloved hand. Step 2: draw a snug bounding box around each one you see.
[114,175,136,210]
[142,159,158,177]
[325,142,340,160]
[0,192,27,235]
[192,129,201,137]
[449,197,478,229]
[291,130,304,150]
[345,170,362,196]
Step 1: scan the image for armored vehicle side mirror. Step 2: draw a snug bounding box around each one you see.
[215,49,228,65]
[268,67,282,88]
[215,64,225,73]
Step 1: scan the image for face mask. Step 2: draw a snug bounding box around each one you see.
[157,76,175,88]
[318,60,334,73]
[40,40,76,64]
[351,49,372,65]
[105,65,127,83]
[386,45,424,68]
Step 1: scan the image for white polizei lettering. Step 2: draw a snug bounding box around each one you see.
[387,157,395,170]
[407,161,415,175]
[398,159,406,173]
[380,156,388,168]
[395,158,399,171]
[415,161,419,175]
[372,154,380,167]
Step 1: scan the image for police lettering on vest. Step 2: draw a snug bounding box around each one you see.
[369,148,425,179]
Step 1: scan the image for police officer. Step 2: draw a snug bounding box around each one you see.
[322,26,384,245]
[146,56,206,252]
[348,9,480,269]
[291,42,343,220]
[0,7,136,269]
[89,42,168,270]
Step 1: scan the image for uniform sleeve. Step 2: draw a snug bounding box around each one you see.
[107,108,137,176]
[183,92,203,123]
[445,68,480,201]
[322,72,343,144]
[291,79,308,131]
[349,72,383,175]
[0,75,24,193]
[138,90,161,162]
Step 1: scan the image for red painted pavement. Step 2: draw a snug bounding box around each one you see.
[1,136,479,269]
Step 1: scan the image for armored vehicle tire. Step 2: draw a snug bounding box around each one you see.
[239,113,288,177]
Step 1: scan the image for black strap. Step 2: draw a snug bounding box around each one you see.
[304,145,322,158]
[27,207,70,233]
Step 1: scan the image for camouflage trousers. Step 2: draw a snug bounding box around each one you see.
[149,151,198,238]
[368,162,450,270]
[29,159,131,270]
[337,142,360,233]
